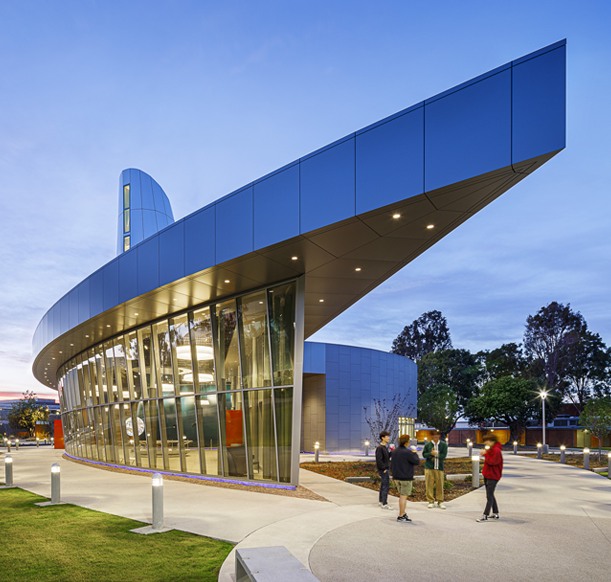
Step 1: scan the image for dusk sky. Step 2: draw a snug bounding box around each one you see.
[1,1,610,400]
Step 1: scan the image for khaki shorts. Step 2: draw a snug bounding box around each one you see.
[394,479,414,496]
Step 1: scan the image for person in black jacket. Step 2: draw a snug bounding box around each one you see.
[375,431,391,509]
[391,434,420,523]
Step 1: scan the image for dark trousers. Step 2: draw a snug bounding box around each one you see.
[484,478,499,515]
[379,471,390,504]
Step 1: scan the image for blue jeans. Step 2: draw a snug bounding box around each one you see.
[379,471,390,504]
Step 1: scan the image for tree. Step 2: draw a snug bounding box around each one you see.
[523,301,586,392]
[418,348,483,407]
[563,330,611,412]
[417,384,460,436]
[391,310,452,361]
[478,343,528,382]
[465,376,539,442]
[363,395,409,446]
[8,391,49,438]
[579,397,611,461]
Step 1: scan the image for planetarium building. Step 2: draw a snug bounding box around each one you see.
[33,41,565,487]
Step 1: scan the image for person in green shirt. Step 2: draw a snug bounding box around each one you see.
[422,430,448,509]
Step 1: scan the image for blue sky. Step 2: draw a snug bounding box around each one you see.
[1,1,610,399]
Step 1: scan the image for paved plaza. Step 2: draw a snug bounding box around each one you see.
[2,447,609,581]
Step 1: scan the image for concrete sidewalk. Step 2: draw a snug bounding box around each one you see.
[3,448,610,582]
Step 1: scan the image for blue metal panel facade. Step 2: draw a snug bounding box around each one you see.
[137,237,160,295]
[254,163,300,249]
[512,42,566,164]
[215,187,253,264]
[318,343,417,452]
[184,206,216,275]
[356,105,424,214]
[159,221,185,287]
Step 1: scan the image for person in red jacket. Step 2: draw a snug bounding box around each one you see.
[476,433,503,522]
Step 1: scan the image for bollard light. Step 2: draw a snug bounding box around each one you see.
[51,463,61,503]
[467,440,473,457]
[36,438,40,448]
[513,441,518,455]
[15,439,19,451]
[560,445,566,463]
[152,473,164,530]
[537,443,543,459]
[471,454,480,489]
[583,448,590,471]
[4,455,14,487]
[314,441,320,463]
[364,440,370,456]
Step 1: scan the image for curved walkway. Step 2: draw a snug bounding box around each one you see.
[3,448,609,581]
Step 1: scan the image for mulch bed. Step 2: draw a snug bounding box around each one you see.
[522,452,609,469]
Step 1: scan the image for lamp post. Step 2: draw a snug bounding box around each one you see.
[560,444,566,464]
[314,441,320,463]
[513,441,518,455]
[539,390,548,454]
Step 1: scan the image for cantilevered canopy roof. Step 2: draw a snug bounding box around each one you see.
[33,41,566,388]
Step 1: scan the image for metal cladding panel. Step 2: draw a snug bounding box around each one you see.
[159,221,185,286]
[69,291,79,329]
[425,68,512,192]
[303,341,327,374]
[60,296,70,333]
[512,43,566,164]
[215,187,254,264]
[300,137,356,233]
[356,106,424,214]
[77,280,90,323]
[184,207,215,274]
[89,269,104,317]
[137,237,160,295]
[118,250,138,304]
[127,169,142,209]
[141,209,160,239]
[102,259,119,311]
[254,164,300,249]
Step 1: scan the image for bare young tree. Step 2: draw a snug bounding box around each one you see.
[364,394,409,446]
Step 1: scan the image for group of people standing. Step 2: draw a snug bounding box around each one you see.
[375,430,503,523]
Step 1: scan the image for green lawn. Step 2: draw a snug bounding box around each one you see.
[0,488,233,581]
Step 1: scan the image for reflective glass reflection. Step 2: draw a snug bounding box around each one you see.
[170,314,194,394]
[216,300,241,391]
[218,391,246,477]
[239,291,271,388]
[153,321,175,396]
[244,389,277,481]
[269,283,296,386]
[191,307,216,392]
[274,387,293,483]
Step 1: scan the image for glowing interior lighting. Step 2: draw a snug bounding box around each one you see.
[426,224,435,230]
[392,212,401,219]
[355,267,362,272]
[175,345,214,361]
[291,256,298,261]
[224,279,230,284]
[319,299,325,303]
[182,373,214,383]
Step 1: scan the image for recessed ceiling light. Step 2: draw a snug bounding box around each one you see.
[59,351,62,354]
[134,312,139,316]
[319,299,325,303]
[70,343,74,347]
[224,279,230,283]
[106,324,111,328]
[426,224,435,230]
[355,267,362,272]
[85,334,89,338]
[291,256,298,261]
[392,212,401,219]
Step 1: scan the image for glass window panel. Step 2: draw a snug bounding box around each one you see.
[153,321,175,396]
[88,350,100,405]
[138,326,157,398]
[122,402,139,467]
[113,338,128,402]
[216,300,241,391]
[124,208,130,233]
[170,314,195,394]
[274,387,293,483]
[177,396,199,473]
[131,402,147,468]
[268,282,296,386]
[144,399,162,469]
[123,235,130,252]
[103,342,120,403]
[93,406,106,462]
[244,389,277,481]
[196,393,220,476]
[111,403,126,464]
[125,331,142,400]
[123,184,130,209]
[100,405,115,462]
[190,307,217,393]
[218,391,246,477]
[162,397,180,471]
[239,292,272,389]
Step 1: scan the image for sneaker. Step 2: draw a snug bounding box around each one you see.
[476,515,489,522]
[381,504,392,510]
[438,503,447,510]
[427,503,435,509]
[490,514,499,520]
[397,514,412,523]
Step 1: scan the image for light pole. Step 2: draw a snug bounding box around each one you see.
[539,390,548,454]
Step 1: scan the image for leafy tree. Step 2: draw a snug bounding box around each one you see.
[418,384,460,436]
[8,391,49,438]
[465,376,539,442]
[363,395,409,446]
[478,343,528,382]
[563,330,611,412]
[579,397,611,461]
[523,301,585,392]
[418,348,483,407]
[391,310,452,361]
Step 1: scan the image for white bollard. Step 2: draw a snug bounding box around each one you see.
[152,473,164,530]
[4,455,13,487]
[537,443,543,459]
[471,455,480,488]
[560,445,566,464]
[51,464,61,503]
[364,440,370,456]
[314,441,320,463]
[513,441,518,455]
[583,448,590,471]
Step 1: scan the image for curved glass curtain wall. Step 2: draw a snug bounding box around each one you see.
[57,281,296,484]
